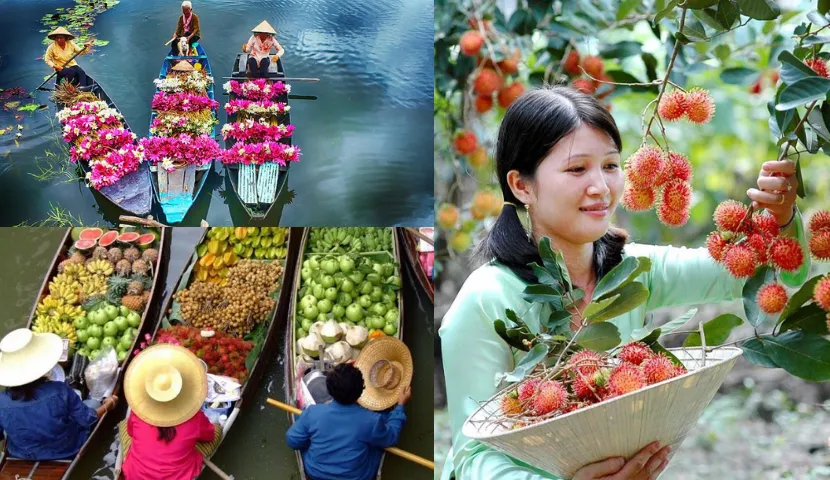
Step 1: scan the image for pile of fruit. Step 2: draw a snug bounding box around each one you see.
[499,343,687,423]
[175,259,283,337]
[156,325,254,382]
[193,227,288,283]
[31,227,160,359]
[308,227,393,254]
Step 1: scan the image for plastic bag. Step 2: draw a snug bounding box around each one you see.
[84,346,119,401]
[205,374,242,404]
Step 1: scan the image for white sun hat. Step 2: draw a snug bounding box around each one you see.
[0,329,63,387]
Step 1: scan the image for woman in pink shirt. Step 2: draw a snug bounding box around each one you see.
[121,344,219,480]
[242,20,285,77]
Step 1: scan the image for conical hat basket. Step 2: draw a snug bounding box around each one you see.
[462,347,743,478]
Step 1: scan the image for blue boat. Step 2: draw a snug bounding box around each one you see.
[148,43,217,224]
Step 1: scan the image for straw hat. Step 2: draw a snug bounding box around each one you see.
[170,60,195,72]
[251,20,277,35]
[48,27,75,41]
[354,337,412,411]
[124,344,207,427]
[0,329,63,387]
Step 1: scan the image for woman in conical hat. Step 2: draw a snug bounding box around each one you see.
[170,1,201,56]
[0,329,118,461]
[43,26,94,87]
[241,20,285,77]
[121,343,220,480]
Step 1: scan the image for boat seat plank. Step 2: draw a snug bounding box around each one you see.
[0,459,69,480]
[256,164,279,204]
[239,164,258,204]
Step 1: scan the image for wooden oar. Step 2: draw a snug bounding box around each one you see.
[164,37,177,46]
[36,44,89,91]
[404,227,434,247]
[203,458,235,480]
[265,398,435,471]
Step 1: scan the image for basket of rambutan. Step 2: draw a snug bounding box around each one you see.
[462,342,743,478]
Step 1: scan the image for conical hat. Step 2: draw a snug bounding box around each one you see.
[0,329,63,387]
[354,336,412,411]
[48,27,75,40]
[171,60,195,72]
[251,20,277,35]
[124,344,207,427]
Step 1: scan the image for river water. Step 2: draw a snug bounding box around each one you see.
[0,0,434,227]
[0,227,434,479]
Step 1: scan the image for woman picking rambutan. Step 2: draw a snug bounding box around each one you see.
[439,86,811,480]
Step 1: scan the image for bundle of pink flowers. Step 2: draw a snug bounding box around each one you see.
[221,119,295,143]
[224,99,290,116]
[151,92,219,112]
[61,113,123,143]
[223,78,290,101]
[69,128,135,163]
[85,144,145,189]
[140,134,221,171]
[220,142,301,166]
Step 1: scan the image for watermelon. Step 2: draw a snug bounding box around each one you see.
[79,228,104,241]
[74,239,96,251]
[98,230,119,248]
[136,233,156,249]
[70,227,86,242]
[117,232,141,245]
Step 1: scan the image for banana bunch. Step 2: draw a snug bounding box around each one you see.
[80,274,108,299]
[47,281,80,305]
[35,296,83,322]
[63,263,89,280]
[32,317,77,346]
[86,259,114,276]
[309,227,393,254]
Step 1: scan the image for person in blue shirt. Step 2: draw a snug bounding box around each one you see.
[286,363,412,480]
[0,329,119,461]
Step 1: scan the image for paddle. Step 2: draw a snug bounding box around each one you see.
[164,37,177,46]
[203,458,235,480]
[265,398,435,471]
[404,227,434,247]
[36,44,89,92]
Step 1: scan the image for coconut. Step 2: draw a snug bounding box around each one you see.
[345,325,369,349]
[324,341,353,364]
[300,334,325,358]
[320,319,344,344]
[309,321,325,341]
[338,322,351,334]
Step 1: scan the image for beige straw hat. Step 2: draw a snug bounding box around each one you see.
[251,20,277,35]
[170,60,196,72]
[354,337,412,411]
[0,329,63,387]
[48,27,76,41]
[124,344,207,427]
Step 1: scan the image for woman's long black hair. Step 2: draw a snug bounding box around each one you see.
[474,86,628,284]
[7,377,47,401]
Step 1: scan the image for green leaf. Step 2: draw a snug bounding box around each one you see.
[780,275,823,320]
[820,0,830,15]
[581,294,619,320]
[546,310,571,332]
[776,76,830,111]
[593,256,651,301]
[686,0,718,7]
[642,53,659,81]
[737,0,781,20]
[640,327,663,346]
[522,284,564,307]
[681,17,708,41]
[586,282,649,323]
[808,107,830,141]
[554,249,573,291]
[720,67,759,85]
[575,322,621,351]
[763,331,830,381]
[741,337,779,368]
[659,308,698,335]
[502,344,550,383]
[530,263,561,286]
[650,342,684,367]
[803,35,830,46]
[495,319,529,351]
[778,303,829,335]
[683,314,743,347]
[617,0,640,21]
[743,266,774,327]
[537,237,560,278]
[715,0,740,29]
[606,70,657,93]
[654,0,682,25]
[600,41,642,59]
[777,51,818,86]
[808,10,830,27]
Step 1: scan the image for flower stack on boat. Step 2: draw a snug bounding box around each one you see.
[221,78,301,205]
[141,59,220,223]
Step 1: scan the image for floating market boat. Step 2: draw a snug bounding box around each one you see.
[0,226,168,480]
[284,227,405,480]
[398,228,434,304]
[52,79,154,217]
[147,43,218,224]
[224,53,294,219]
[113,226,298,478]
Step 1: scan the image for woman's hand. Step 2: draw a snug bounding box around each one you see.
[747,159,798,227]
[572,442,671,480]
[54,66,62,72]
[242,43,249,53]
[84,40,94,48]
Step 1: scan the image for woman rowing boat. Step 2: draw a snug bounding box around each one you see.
[171,1,201,56]
[241,20,285,77]
[43,27,94,87]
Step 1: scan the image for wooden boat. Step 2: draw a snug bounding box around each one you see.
[224,53,292,219]
[149,43,217,224]
[113,227,300,478]
[0,227,169,480]
[53,78,154,217]
[283,228,405,480]
[397,228,434,304]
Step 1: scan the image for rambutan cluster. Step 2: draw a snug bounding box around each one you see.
[706,200,804,278]
[458,22,526,113]
[499,344,687,421]
[621,145,693,227]
[813,275,830,332]
[806,58,830,78]
[562,51,614,107]
[808,210,830,261]
[657,88,716,124]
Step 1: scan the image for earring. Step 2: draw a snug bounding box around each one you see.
[524,204,533,241]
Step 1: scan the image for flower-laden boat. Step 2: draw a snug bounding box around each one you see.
[222,54,301,219]
[141,43,220,224]
[52,80,153,216]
